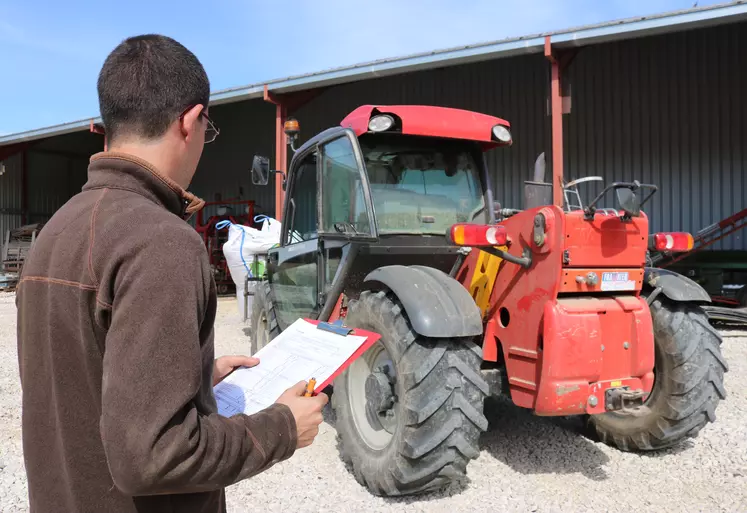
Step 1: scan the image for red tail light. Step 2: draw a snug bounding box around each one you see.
[449,224,508,247]
[651,232,694,252]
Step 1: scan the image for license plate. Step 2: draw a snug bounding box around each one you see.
[600,271,636,291]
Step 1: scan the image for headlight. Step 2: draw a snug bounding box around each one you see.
[368,114,394,132]
[492,125,512,143]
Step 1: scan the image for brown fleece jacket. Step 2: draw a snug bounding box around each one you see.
[16,152,297,513]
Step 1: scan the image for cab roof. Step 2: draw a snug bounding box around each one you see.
[340,105,511,149]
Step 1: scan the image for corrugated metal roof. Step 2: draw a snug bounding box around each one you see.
[1,0,746,147]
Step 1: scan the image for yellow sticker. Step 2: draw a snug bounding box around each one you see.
[469,247,506,317]
[611,380,622,387]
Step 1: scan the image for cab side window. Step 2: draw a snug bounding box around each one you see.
[285,152,318,245]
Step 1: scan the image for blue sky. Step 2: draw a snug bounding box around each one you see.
[0,0,723,135]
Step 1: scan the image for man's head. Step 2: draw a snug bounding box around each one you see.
[97,34,217,187]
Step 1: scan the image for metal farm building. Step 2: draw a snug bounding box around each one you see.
[1,2,745,288]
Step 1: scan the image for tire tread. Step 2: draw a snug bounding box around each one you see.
[590,297,727,451]
[333,290,488,496]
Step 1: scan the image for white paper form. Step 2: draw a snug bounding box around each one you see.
[214,318,368,417]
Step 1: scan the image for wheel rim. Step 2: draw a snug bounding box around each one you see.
[347,341,397,450]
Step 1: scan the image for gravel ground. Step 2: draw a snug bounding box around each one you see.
[1,292,746,512]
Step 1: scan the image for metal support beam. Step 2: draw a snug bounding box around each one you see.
[0,142,31,162]
[544,37,582,209]
[263,85,326,221]
[545,36,564,208]
[90,120,107,151]
[273,102,287,221]
[264,87,288,220]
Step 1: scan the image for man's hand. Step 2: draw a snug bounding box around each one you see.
[276,381,329,449]
[213,355,259,386]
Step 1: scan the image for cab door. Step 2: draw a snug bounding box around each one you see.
[267,129,378,330]
[318,131,378,242]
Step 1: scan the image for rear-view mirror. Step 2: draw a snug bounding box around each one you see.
[616,188,641,217]
[251,155,270,186]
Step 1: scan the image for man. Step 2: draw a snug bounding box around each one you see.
[16,34,327,513]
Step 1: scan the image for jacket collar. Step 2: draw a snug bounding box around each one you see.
[83,152,205,219]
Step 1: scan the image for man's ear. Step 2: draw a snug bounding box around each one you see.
[180,104,203,140]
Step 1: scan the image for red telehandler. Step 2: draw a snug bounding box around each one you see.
[248,105,728,496]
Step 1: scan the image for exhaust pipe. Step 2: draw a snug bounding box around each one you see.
[533,152,546,183]
[524,152,552,209]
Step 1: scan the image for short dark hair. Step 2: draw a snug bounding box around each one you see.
[97,34,210,142]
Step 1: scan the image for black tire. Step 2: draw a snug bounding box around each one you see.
[332,290,489,496]
[250,280,280,355]
[588,294,728,451]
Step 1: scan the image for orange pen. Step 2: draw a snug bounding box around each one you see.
[304,378,317,397]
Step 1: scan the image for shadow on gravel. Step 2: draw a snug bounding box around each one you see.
[481,397,610,481]
[322,400,336,426]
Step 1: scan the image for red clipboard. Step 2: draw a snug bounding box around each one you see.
[301,319,382,394]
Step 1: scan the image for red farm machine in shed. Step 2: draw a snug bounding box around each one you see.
[194,200,255,294]
[247,105,728,496]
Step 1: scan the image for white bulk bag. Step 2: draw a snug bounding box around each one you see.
[217,216,280,319]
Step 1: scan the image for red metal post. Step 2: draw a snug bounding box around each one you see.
[263,86,327,221]
[545,36,564,208]
[264,86,288,221]
[274,103,287,221]
[90,120,107,151]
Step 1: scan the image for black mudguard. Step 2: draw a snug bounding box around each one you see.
[643,267,711,303]
[363,265,483,338]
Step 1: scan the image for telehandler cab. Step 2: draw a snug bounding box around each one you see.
[248,105,727,497]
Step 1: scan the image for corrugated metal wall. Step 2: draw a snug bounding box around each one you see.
[0,150,91,233]
[189,99,277,222]
[0,152,24,241]
[564,21,746,250]
[25,152,88,223]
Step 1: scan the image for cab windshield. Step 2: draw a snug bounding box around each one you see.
[358,134,487,235]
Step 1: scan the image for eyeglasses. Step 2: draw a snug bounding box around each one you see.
[201,111,220,144]
[179,105,220,144]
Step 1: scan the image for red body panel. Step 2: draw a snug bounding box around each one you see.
[457,206,564,408]
[536,296,655,415]
[340,105,511,149]
[564,210,648,268]
[455,206,656,415]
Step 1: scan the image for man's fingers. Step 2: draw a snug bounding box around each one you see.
[314,392,329,407]
[289,380,309,396]
[239,356,260,368]
[220,355,260,368]
[300,426,319,447]
[237,355,260,368]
